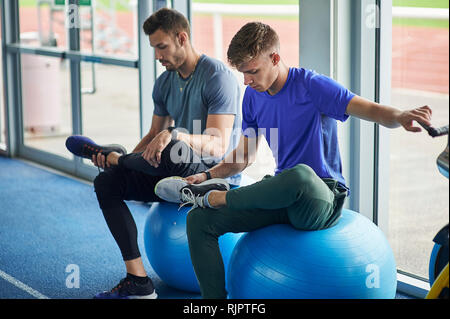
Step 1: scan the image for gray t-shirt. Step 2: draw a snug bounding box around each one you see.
[152,54,241,165]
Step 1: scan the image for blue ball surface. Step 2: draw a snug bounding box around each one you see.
[227,209,397,299]
[144,202,243,293]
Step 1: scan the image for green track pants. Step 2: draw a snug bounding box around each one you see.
[186,163,347,299]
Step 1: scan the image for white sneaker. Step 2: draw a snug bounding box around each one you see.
[154,176,187,203]
[154,176,230,208]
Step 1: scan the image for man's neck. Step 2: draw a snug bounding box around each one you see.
[267,63,289,96]
[178,49,200,79]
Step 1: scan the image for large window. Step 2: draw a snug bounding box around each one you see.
[19,0,138,58]
[10,0,141,172]
[387,0,449,280]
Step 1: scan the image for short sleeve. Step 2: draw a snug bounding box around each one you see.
[152,78,169,117]
[308,72,355,122]
[241,88,259,138]
[203,71,239,115]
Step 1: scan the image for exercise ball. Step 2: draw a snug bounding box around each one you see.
[143,202,244,293]
[227,209,397,299]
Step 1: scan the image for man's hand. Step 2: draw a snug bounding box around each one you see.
[185,172,208,185]
[91,152,120,169]
[396,105,432,132]
[142,130,172,167]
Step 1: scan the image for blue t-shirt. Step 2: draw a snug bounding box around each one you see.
[242,67,355,188]
[152,54,241,164]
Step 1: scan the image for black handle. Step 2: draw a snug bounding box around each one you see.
[418,122,449,137]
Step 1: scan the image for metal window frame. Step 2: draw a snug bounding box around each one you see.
[0,0,9,154]
[1,0,20,158]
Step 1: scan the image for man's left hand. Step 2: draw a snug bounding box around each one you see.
[397,105,432,132]
[142,130,172,167]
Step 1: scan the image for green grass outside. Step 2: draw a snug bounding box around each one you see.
[19,0,37,6]
[193,0,297,4]
[392,0,448,9]
[393,17,448,28]
[392,0,449,28]
[196,0,449,6]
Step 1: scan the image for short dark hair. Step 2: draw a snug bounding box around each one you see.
[142,8,191,38]
[227,22,280,68]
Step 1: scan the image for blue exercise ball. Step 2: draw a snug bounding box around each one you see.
[227,209,397,299]
[144,202,244,293]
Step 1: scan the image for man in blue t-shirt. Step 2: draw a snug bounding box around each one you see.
[65,8,241,299]
[154,22,433,299]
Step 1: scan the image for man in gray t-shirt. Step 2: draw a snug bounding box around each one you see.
[83,8,241,299]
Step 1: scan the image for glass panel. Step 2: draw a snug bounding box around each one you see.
[192,1,299,67]
[191,0,299,180]
[80,63,139,166]
[19,0,68,48]
[387,0,449,279]
[19,0,138,59]
[21,53,73,158]
[79,0,138,59]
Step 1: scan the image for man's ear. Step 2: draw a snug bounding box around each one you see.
[270,52,281,65]
[177,31,189,47]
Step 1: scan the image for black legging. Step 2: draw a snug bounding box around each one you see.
[93,140,214,261]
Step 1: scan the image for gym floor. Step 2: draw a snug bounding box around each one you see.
[0,156,413,299]
[0,156,201,299]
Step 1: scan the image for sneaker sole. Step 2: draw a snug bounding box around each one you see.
[127,291,158,299]
[190,178,231,191]
[102,144,127,155]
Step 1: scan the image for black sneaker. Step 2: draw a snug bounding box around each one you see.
[65,135,127,160]
[93,276,157,299]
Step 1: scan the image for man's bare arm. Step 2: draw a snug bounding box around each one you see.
[345,95,432,132]
[176,114,236,158]
[185,135,261,184]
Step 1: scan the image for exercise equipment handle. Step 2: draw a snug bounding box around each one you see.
[419,122,449,137]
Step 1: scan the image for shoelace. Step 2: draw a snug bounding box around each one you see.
[83,143,104,173]
[110,278,131,294]
[83,144,102,156]
[178,188,203,213]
